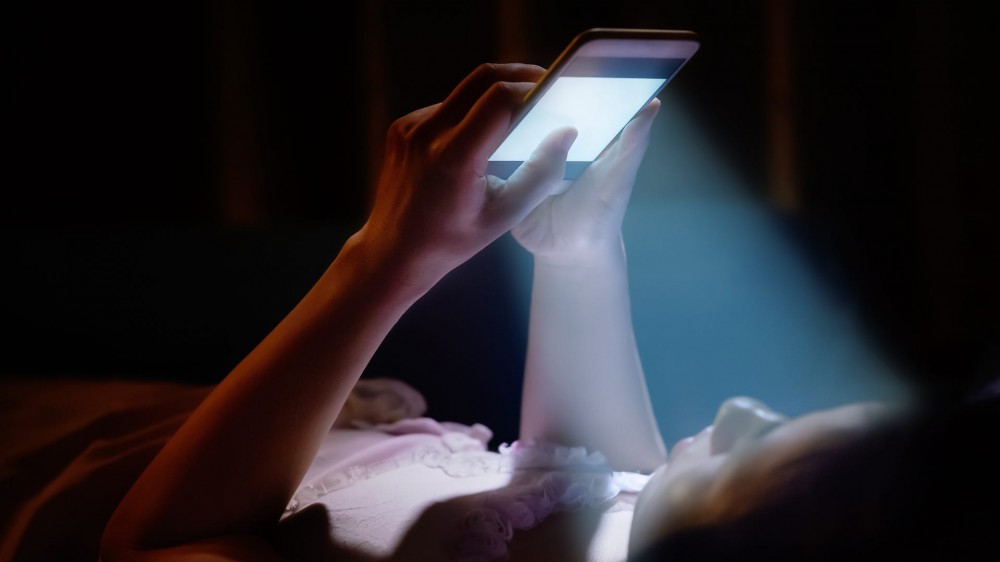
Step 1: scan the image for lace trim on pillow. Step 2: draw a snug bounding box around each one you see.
[447,440,649,561]
[286,428,650,561]
[286,418,494,511]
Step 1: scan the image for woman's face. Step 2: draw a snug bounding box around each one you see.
[628,397,893,558]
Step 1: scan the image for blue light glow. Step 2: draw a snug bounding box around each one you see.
[503,93,911,446]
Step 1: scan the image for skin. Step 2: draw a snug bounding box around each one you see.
[99,58,897,559]
[100,62,577,562]
[98,52,909,561]
[100,62,667,561]
[514,98,668,472]
[628,398,895,558]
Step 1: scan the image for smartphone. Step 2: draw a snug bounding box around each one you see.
[487,28,699,180]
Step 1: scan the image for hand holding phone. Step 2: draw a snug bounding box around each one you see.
[511,97,663,264]
[488,28,699,180]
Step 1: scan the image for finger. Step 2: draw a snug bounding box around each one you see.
[551,178,574,195]
[615,97,660,151]
[570,98,660,205]
[427,63,545,130]
[442,80,536,167]
[600,97,660,178]
[589,98,660,162]
[388,103,442,140]
[485,126,577,227]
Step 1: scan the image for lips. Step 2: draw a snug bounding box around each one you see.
[667,424,714,463]
[669,435,696,459]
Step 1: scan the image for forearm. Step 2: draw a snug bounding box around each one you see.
[519,237,667,472]
[104,232,441,553]
[104,61,573,558]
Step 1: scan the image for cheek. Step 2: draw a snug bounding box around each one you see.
[629,450,728,558]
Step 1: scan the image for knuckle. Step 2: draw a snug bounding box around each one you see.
[386,116,412,142]
[388,113,434,149]
[486,81,518,104]
[472,62,502,80]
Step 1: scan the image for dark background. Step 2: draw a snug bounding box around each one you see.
[4,1,998,445]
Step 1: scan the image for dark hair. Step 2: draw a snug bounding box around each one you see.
[636,4,1000,559]
[633,395,1000,561]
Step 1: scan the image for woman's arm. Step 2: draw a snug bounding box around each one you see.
[100,63,576,561]
[514,99,668,472]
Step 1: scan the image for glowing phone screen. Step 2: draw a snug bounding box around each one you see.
[487,56,686,179]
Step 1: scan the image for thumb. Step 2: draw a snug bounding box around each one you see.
[485,126,578,227]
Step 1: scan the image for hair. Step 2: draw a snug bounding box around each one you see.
[636,4,1000,559]
[633,394,1000,561]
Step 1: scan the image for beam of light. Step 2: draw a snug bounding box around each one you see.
[503,93,912,447]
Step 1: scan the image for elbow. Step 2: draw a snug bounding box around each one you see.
[101,504,145,562]
[100,518,132,562]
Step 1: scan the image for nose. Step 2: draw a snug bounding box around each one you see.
[710,396,786,455]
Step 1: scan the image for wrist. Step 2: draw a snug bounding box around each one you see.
[532,234,627,270]
[324,226,449,308]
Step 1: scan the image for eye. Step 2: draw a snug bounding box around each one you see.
[710,396,786,455]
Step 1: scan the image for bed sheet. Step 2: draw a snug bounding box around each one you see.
[0,377,640,562]
[0,377,210,562]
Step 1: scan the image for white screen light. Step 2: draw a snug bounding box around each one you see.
[490,77,666,162]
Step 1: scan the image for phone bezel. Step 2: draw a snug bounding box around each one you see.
[488,28,700,180]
